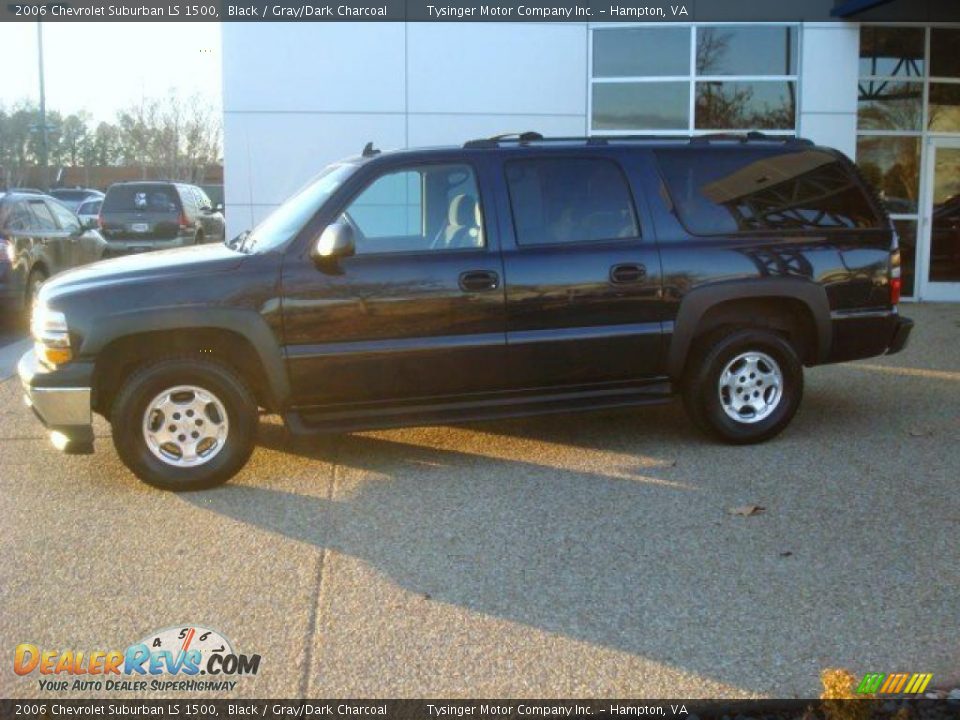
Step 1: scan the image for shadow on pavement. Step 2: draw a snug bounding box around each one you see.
[180,407,951,696]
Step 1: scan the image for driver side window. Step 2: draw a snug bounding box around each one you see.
[342,164,484,255]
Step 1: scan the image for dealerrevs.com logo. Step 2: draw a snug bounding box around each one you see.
[14,625,261,693]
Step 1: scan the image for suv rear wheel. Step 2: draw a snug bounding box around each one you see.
[110,357,257,490]
[682,328,803,444]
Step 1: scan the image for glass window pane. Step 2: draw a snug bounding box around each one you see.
[48,201,81,232]
[505,158,639,246]
[28,200,58,231]
[859,27,925,78]
[344,164,484,254]
[593,27,690,78]
[856,136,921,214]
[656,148,880,235]
[592,82,689,131]
[4,202,32,231]
[930,29,960,78]
[696,26,797,76]
[929,83,960,132]
[893,219,917,298]
[695,81,796,130]
[348,170,423,240]
[857,81,923,131]
[930,147,960,284]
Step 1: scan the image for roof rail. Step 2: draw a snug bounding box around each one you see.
[463,131,544,148]
[463,131,813,149]
[690,131,813,145]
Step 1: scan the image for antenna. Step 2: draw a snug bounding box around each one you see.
[362,142,380,158]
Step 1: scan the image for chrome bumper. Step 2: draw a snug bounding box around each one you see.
[18,349,94,453]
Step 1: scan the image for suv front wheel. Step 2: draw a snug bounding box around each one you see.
[110,357,258,490]
[682,328,803,444]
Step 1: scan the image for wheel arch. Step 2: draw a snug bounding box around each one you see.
[667,279,831,378]
[85,309,289,415]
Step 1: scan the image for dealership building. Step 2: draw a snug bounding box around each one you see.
[222,4,960,301]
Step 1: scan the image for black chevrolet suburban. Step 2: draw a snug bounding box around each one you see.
[19,133,913,490]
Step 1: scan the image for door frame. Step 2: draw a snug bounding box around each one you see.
[917,136,960,302]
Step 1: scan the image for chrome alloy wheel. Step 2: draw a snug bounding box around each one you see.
[718,351,784,424]
[142,385,229,467]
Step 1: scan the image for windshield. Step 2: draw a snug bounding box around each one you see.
[237,163,357,253]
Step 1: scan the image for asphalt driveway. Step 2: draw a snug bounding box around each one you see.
[0,303,957,699]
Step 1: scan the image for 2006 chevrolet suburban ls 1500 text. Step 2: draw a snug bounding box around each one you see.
[19,133,913,490]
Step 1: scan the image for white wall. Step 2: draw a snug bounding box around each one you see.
[797,22,860,159]
[222,22,589,238]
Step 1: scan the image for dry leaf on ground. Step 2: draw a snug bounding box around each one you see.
[727,504,765,517]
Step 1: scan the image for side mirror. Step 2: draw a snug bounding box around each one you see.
[215,203,224,213]
[313,222,355,262]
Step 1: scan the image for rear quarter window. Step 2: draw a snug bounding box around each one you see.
[655,147,883,235]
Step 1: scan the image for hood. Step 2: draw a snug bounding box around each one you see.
[39,243,246,303]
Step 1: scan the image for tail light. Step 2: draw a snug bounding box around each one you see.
[0,236,12,264]
[179,211,189,229]
[889,231,902,306]
[97,213,104,230]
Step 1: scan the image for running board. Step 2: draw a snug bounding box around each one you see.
[285,381,674,435]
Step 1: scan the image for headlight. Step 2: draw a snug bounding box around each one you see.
[31,303,73,367]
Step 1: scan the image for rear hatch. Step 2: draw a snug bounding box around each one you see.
[100,184,183,241]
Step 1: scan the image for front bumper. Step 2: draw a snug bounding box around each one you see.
[18,349,95,454]
[887,315,914,356]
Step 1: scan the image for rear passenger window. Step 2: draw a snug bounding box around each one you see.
[28,201,58,231]
[505,158,639,246]
[656,148,881,235]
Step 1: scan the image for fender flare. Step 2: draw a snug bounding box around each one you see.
[667,278,832,378]
[80,307,290,406]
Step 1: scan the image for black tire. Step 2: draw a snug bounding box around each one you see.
[110,357,258,490]
[682,328,803,444]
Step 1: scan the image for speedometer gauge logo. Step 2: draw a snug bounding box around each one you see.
[137,625,233,672]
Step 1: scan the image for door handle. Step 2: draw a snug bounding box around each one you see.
[459,270,499,292]
[609,263,646,284]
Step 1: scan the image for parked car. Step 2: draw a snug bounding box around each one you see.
[49,188,104,213]
[19,133,912,490]
[0,191,107,315]
[98,181,225,256]
[76,198,102,227]
[199,184,225,214]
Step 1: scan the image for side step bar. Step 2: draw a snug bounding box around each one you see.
[284,381,674,435]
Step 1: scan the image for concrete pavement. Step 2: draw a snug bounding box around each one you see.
[0,303,957,699]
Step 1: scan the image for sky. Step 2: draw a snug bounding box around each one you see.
[0,22,221,121]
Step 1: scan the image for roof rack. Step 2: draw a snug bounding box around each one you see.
[462,131,812,149]
[463,131,544,149]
